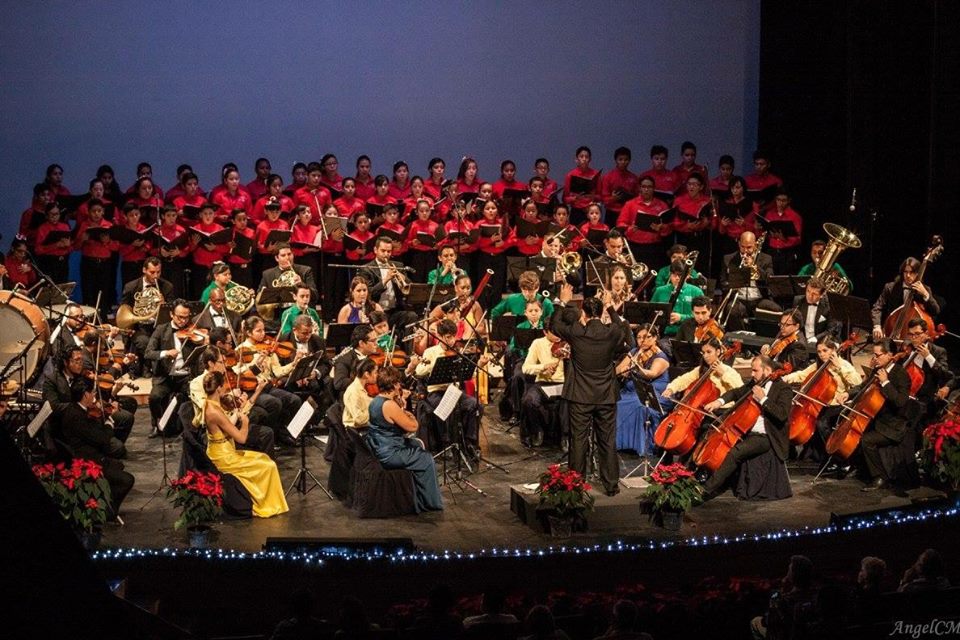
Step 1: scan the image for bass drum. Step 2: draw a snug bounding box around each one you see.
[0,290,51,386]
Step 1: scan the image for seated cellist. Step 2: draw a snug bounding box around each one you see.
[857,339,911,493]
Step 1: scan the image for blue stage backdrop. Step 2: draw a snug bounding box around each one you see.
[0,0,759,244]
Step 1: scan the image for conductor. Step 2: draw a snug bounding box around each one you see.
[551,283,630,496]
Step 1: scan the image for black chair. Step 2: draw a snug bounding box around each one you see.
[345,428,417,518]
[323,402,355,503]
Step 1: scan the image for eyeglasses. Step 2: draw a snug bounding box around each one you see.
[779,321,797,327]
[173,314,191,321]
[907,331,925,336]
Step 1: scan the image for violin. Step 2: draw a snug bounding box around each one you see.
[365,382,380,397]
[86,399,116,420]
[551,340,571,360]
[84,370,139,393]
[787,332,859,446]
[225,368,260,393]
[654,341,742,455]
[97,348,137,369]
[251,334,296,360]
[692,362,793,472]
[370,347,410,369]
[694,318,724,343]
[176,326,210,344]
[767,332,798,358]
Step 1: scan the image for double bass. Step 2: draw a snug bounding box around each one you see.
[901,323,947,397]
[883,237,944,341]
[653,341,741,455]
[692,362,792,472]
[787,333,858,446]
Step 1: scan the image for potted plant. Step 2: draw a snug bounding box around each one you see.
[33,459,111,549]
[167,470,224,547]
[535,464,595,537]
[921,418,960,492]
[643,463,703,530]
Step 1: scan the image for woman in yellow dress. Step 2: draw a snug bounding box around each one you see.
[202,371,289,518]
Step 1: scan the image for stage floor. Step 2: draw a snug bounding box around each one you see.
[100,396,945,554]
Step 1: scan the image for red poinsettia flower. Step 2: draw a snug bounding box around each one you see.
[85,498,99,510]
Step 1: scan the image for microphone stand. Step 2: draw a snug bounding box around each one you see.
[25,251,72,320]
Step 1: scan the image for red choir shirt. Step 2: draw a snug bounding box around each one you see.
[4,254,37,287]
[207,184,226,200]
[320,175,344,199]
[709,175,731,196]
[166,182,206,204]
[672,163,707,194]
[294,185,332,224]
[406,219,441,254]
[563,167,601,210]
[600,168,639,213]
[508,213,545,256]
[388,180,412,201]
[718,198,759,241]
[334,195,366,219]
[255,218,290,255]
[443,218,476,254]
[365,193,398,210]
[535,177,559,198]
[761,207,802,250]
[377,221,408,256]
[172,193,208,228]
[423,178,445,201]
[245,179,268,203]
[344,229,375,262]
[617,196,670,244]
[672,193,711,233]
[117,222,152,263]
[251,194,295,225]
[639,168,682,197]
[34,221,72,257]
[19,206,47,247]
[211,188,252,224]
[475,217,512,255]
[492,178,529,217]
[744,172,783,192]
[47,183,71,197]
[354,177,376,201]
[579,221,611,244]
[456,179,481,196]
[226,226,255,266]
[402,196,433,223]
[154,223,189,259]
[290,222,321,257]
[73,220,117,259]
[191,221,229,267]
[126,183,164,200]
[284,181,307,196]
[129,195,165,226]
[75,197,115,226]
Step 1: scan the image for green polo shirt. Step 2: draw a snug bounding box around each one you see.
[650,282,705,336]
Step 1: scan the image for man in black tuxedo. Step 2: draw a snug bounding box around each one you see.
[762,309,812,372]
[144,300,202,437]
[793,277,840,348]
[701,355,793,498]
[551,284,630,496]
[258,243,317,301]
[53,377,135,515]
[719,231,780,331]
[50,303,89,361]
[675,296,716,344]
[120,257,175,376]
[279,314,330,410]
[332,323,379,400]
[903,318,953,424]
[859,339,912,491]
[192,287,242,334]
[870,256,941,342]
[357,237,418,341]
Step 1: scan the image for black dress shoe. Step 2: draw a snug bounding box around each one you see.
[605,487,620,497]
[520,439,533,449]
[861,477,886,492]
[560,438,569,454]
[532,431,544,447]
[148,427,162,439]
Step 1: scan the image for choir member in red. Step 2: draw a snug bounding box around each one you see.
[334,177,366,219]
[164,164,203,205]
[295,161,333,223]
[710,154,736,199]
[290,205,321,276]
[433,179,459,223]
[4,238,38,290]
[563,146,601,224]
[443,197,476,270]
[206,162,237,201]
[366,175,398,225]
[285,162,308,196]
[473,199,511,307]
[117,202,152,286]
[493,160,528,220]
[69,199,115,315]
[456,157,482,196]
[211,168,252,225]
[189,202,229,299]
[155,204,190,298]
[318,154,344,200]
[405,199,442,282]
[402,176,432,222]
[33,202,72,284]
[388,161,412,200]
[508,199,544,257]
[172,172,206,227]
[128,176,164,226]
[320,203,348,321]
[44,163,71,197]
[717,175,758,260]
[745,150,783,207]
[423,157,446,201]
[251,174,295,225]
[600,146,639,226]
[672,141,707,195]
[226,208,256,289]
[96,165,124,206]
[353,155,375,201]
[245,157,272,203]
[378,204,407,259]
[552,205,579,252]
[532,158,559,198]
[255,197,289,257]
[528,176,550,208]
[125,162,164,201]
[639,144,681,201]
[761,188,803,274]
[617,175,671,268]
[345,213,375,264]
[672,173,712,259]
[74,178,110,225]
[19,183,53,247]
[471,182,495,218]
[580,203,611,248]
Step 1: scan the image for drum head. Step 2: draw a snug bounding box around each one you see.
[0,293,50,386]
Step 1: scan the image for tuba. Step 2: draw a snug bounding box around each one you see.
[116,286,163,330]
[813,223,860,295]
[224,285,255,315]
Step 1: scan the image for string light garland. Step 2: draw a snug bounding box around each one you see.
[90,500,959,565]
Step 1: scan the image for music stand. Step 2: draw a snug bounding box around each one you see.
[406,283,453,309]
[623,302,671,332]
[620,378,664,484]
[670,340,701,370]
[766,275,804,305]
[34,282,76,307]
[513,328,545,351]
[285,398,333,498]
[324,323,355,352]
[506,256,557,287]
[724,267,752,291]
[283,353,324,390]
[141,396,179,509]
[491,315,525,342]
[828,293,874,351]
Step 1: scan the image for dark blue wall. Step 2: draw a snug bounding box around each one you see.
[0,1,759,242]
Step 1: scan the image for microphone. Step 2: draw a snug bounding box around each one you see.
[849,188,857,212]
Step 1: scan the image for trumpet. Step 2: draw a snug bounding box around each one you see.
[382,261,412,295]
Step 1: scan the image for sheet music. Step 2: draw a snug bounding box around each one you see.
[286,399,316,439]
[158,396,178,433]
[433,384,462,421]
[542,384,563,398]
[26,401,52,438]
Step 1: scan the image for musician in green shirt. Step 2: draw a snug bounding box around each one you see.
[490,270,555,318]
[796,239,852,292]
[650,261,705,336]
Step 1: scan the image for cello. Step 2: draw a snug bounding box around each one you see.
[653,341,741,455]
[901,323,946,397]
[692,362,792,472]
[787,333,858,445]
[883,237,944,341]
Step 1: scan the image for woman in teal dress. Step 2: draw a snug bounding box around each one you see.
[616,323,673,455]
[365,367,443,513]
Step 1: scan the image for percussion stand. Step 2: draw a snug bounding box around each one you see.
[0,334,40,457]
[25,253,72,316]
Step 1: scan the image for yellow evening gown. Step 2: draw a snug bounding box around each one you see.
[205,402,289,518]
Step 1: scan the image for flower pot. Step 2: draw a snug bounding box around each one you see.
[188,524,212,549]
[78,529,102,551]
[546,514,574,539]
[659,509,684,531]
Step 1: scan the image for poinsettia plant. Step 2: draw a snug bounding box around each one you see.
[536,464,595,517]
[33,459,111,533]
[643,463,703,513]
[921,419,960,490]
[167,470,224,530]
